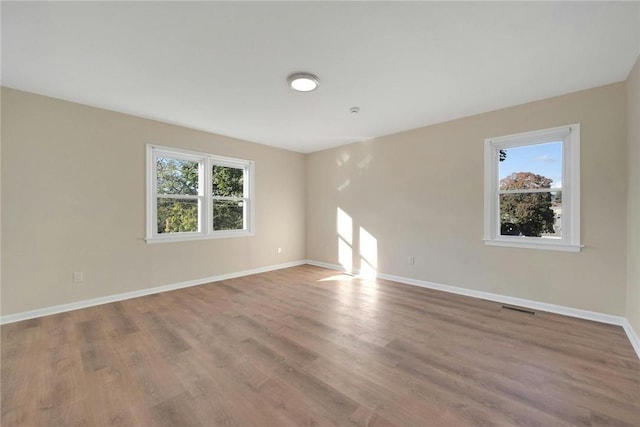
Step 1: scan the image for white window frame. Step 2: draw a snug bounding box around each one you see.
[483,124,581,252]
[146,144,255,243]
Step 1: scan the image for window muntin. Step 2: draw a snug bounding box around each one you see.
[484,124,580,252]
[146,145,254,243]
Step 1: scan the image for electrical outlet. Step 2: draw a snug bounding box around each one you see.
[73,272,84,283]
[277,247,282,254]
[408,256,415,265]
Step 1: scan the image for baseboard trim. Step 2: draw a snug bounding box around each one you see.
[4,259,638,360]
[306,260,640,358]
[380,272,625,326]
[622,319,640,359]
[0,260,306,325]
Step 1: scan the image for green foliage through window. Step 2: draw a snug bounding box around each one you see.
[212,166,243,197]
[156,158,198,195]
[153,151,249,235]
[157,199,198,233]
[485,124,579,250]
[499,172,557,237]
[212,166,244,230]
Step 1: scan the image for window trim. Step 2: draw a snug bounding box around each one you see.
[483,124,581,252]
[145,144,255,244]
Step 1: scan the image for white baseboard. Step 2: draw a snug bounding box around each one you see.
[0,260,306,325]
[622,319,640,359]
[305,260,640,359]
[379,272,625,326]
[4,258,638,360]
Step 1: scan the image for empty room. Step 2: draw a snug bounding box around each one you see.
[1,2,639,426]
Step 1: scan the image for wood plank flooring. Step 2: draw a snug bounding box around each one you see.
[2,265,639,426]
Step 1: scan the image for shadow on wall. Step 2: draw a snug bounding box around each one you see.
[337,207,378,278]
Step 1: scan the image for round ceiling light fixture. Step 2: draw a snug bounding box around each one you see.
[287,72,320,92]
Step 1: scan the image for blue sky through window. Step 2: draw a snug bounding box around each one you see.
[499,141,562,188]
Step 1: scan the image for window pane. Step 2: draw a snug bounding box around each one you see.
[156,157,199,195]
[500,192,561,238]
[212,166,244,197]
[157,198,198,233]
[213,200,244,231]
[499,142,562,190]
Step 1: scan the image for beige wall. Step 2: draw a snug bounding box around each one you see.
[0,89,3,315]
[1,79,635,320]
[1,88,306,315]
[627,56,640,333]
[307,83,628,315]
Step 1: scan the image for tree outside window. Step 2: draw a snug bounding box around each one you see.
[147,145,253,243]
[484,124,580,252]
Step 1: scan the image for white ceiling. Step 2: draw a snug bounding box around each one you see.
[2,2,639,153]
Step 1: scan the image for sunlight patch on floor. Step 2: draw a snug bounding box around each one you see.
[317,274,356,282]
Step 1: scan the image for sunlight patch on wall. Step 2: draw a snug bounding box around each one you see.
[337,179,351,192]
[336,151,351,167]
[359,226,378,278]
[338,238,353,273]
[357,154,373,171]
[337,207,379,278]
[337,208,353,245]
[337,207,353,272]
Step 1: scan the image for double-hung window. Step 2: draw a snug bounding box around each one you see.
[146,145,254,243]
[484,124,581,252]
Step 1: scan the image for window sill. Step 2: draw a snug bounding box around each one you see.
[146,230,254,244]
[483,239,583,252]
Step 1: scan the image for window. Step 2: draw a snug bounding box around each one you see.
[146,145,254,243]
[484,124,581,252]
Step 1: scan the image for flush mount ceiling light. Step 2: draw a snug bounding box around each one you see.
[287,72,320,92]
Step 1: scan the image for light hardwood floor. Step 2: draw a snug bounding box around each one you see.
[1,265,639,426]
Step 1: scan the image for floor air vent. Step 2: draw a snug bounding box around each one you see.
[502,305,535,315]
